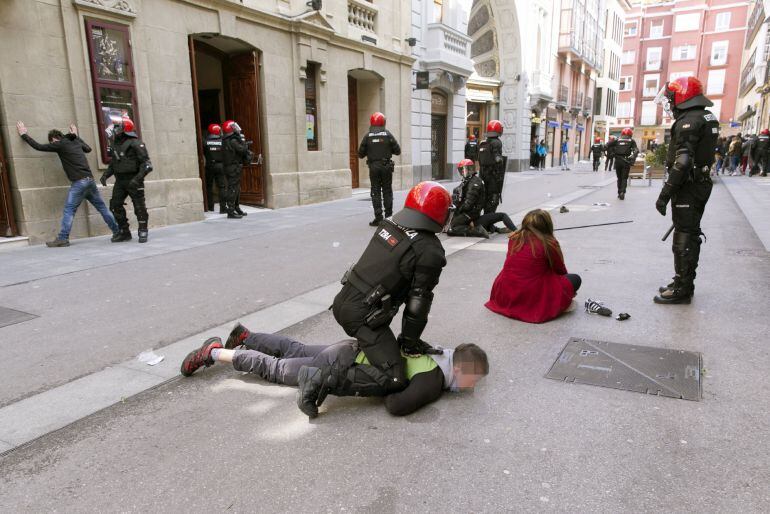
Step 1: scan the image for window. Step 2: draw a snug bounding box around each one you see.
[619,76,633,91]
[622,50,636,65]
[305,62,319,151]
[84,19,139,163]
[646,47,662,70]
[715,12,731,32]
[672,45,696,61]
[643,74,660,96]
[711,41,729,66]
[709,99,722,121]
[433,0,443,23]
[650,20,664,38]
[624,21,638,37]
[617,101,632,118]
[641,101,657,125]
[707,69,726,94]
[669,71,693,82]
[675,13,700,32]
[607,90,617,117]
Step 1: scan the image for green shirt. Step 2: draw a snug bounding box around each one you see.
[355,351,437,379]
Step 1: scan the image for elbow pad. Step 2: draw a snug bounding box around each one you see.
[401,291,433,341]
[668,148,691,187]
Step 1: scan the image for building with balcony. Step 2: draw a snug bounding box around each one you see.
[613,0,750,150]
[410,0,474,181]
[594,0,632,142]
[734,0,770,135]
[0,0,416,243]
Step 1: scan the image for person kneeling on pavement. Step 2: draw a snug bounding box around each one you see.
[180,323,489,418]
[485,209,581,323]
[447,159,517,238]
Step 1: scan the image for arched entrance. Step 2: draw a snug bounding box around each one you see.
[188,34,265,208]
[347,69,383,188]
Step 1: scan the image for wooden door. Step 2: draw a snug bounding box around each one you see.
[0,130,17,237]
[188,37,208,209]
[227,51,264,205]
[348,76,359,188]
[431,115,447,180]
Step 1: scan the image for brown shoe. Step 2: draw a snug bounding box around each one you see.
[46,239,70,247]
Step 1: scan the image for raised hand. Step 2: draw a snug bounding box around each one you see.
[16,121,27,136]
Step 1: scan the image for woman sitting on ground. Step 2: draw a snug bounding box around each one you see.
[485,209,580,323]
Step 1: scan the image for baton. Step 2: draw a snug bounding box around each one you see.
[554,220,633,232]
[661,224,674,241]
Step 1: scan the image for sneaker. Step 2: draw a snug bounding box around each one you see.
[296,366,324,418]
[180,337,223,377]
[225,323,249,349]
[46,238,70,247]
[585,298,612,317]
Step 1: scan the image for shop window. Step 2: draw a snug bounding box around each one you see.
[85,19,140,164]
[305,62,319,151]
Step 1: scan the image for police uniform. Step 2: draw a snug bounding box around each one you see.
[105,132,152,240]
[222,132,249,216]
[464,139,479,163]
[478,136,504,214]
[590,142,605,171]
[656,108,719,301]
[612,136,639,198]
[604,140,616,171]
[448,175,488,237]
[331,219,446,394]
[751,133,769,176]
[203,133,226,213]
[358,128,401,221]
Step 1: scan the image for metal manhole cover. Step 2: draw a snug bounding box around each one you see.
[546,337,702,401]
[0,306,38,329]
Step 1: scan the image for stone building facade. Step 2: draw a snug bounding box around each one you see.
[0,0,415,243]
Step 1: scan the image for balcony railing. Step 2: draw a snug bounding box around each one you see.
[557,85,569,104]
[423,24,474,76]
[584,96,593,112]
[348,0,376,33]
[572,91,584,110]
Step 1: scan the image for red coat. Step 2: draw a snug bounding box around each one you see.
[485,237,575,323]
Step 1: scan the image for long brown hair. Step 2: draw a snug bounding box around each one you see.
[508,209,563,267]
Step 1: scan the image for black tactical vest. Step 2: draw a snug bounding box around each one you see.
[478,140,495,166]
[754,135,769,156]
[111,136,140,175]
[204,135,223,165]
[365,130,392,161]
[591,144,603,156]
[351,220,416,295]
[673,108,719,167]
[614,138,634,157]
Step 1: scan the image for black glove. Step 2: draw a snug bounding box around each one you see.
[128,177,142,193]
[398,336,443,356]
[99,173,108,187]
[655,194,669,216]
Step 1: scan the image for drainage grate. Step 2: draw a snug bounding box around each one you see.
[546,337,702,401]
[0,306,38,329]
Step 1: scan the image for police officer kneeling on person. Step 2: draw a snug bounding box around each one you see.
[203,123,227,213]
[478,120,505,217]
[653,76,719,304]
[608,128,639,200]
[295,181,452,417]
[358,112,401,226]
[448,159,517,238]
[100,117,153,243]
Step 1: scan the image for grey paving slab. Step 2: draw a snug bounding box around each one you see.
[721,175,770,251]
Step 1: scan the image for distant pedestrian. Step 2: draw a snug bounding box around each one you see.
[16,121,119,247]
[537,140,547,170]
[728,135,742,175]
[560,137,570,170]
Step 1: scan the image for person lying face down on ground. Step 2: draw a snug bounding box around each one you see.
[181,323,489,418]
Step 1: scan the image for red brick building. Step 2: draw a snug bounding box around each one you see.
[613,0,750,149]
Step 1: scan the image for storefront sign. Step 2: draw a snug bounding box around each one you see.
[561,122,572,130]
[576,124,584,132]
[547,121,559,128]
[416,71,429,90]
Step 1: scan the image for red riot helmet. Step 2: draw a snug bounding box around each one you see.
[208,123,222,136]
[114,116,135,135]
[457,159,476,179]
[486,120,503,137]
[595,137,601,143]
[222,120,241,134]
[392,181,452,233]
[761,129,769,136]
[621,127,633,137]
[370,112,386,127]
[654,76,713,118]
[469,134,476,141]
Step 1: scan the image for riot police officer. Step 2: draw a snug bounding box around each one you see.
[604,136,617,171]
[222,120,251,219]
[100,117,153,243]
[464,134,479,163]
[609,128,639,200]
[653,76,719,304]
[752,128,769,176]
[478,120,505,215]
[590,137,605,172]
[203,123,226,213]
[358,112,401,226]
[448,159,517,237]
[296,182,451,417]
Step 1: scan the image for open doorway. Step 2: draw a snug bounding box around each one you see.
[188,34,265,208]
[431,90,448,180]
[0,130,17,237]
[347,69,383,189]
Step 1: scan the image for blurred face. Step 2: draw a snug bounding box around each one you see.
[453,363,486,391]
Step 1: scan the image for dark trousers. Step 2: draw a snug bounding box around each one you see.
[670,178,712,294]
[592,157,601,171]
[480,166,502,214]
[369,161,393,218]
[110,175,147,233]
[224,164,241,213]
[232,332,356,386]
[566,273,582,293]
[205,165,226,212]
[478,212,516,232]
[614,161,630,194]
[605,156,615,171]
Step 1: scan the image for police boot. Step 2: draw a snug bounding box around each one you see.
[469,225,490,239]
[654,233,695,304]
[111,229,132,243]
[368,216,383,227]
[235,207,248,217]
[619,192,625,200]
[296,366,325,418]
[227,209,242,219]
[138,222,148,244]
[654,282,691,304]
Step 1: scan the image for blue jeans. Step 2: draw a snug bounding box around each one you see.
[59,178,119,240]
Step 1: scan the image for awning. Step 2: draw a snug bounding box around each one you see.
[466,88,495,103]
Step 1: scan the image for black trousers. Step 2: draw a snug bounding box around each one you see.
[224,164,241,212]
[614,161,630,194]
[592,157,601,171]
[605,156,615,171]
[110,174,147,232]
[369,161,393,218]
[670,178,712,294]
[480,166,502,214]
[566,273,582,292]
[205,165,226,212]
